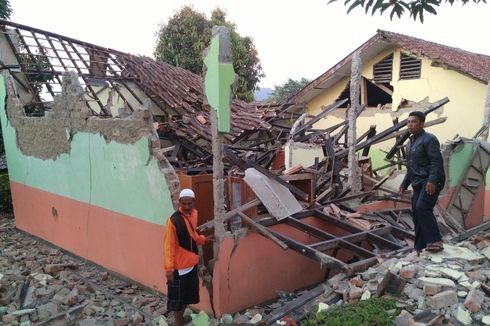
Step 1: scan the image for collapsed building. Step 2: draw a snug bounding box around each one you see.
[1,20,490,322]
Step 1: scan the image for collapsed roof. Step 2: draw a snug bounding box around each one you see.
[0,20,270,145]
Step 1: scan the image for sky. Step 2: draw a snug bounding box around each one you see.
[8,0,490,89]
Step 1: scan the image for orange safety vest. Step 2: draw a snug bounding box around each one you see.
[163,208,206,272]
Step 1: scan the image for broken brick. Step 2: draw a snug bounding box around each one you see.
[132,312,144,325]
[426,290,458,310]
[464,289,484,313]
[44,264,66,274]
[114,318,130,326]
[424,283,441,296]
[64,288,79,306]
[76,284,88,295]
[476,239,490,250]
[349,287,363,300]
[377,271,406,296]
[465,270,484,282]
[2,314,18,324]
[349,277,364,287]
[400,266,418,279]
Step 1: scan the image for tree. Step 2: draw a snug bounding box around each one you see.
[270,78,311,102]
[154,6,264,102]
[0,0,12,20]
[329,0,486,23]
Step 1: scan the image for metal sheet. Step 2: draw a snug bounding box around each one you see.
[244,168,302,220]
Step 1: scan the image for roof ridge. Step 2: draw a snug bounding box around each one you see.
[377,29,490,59]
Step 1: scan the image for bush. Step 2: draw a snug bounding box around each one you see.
[301,298,398,326]
[0,171,13,214]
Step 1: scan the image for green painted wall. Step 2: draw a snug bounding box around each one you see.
[448,142,476,188]
[0,75,174,225]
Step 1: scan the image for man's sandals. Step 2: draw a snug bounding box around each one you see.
[426,241,444,253]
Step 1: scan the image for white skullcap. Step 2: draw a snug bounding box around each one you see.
[179,188,195,199]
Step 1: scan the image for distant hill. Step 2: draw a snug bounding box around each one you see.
[254,87,273,101]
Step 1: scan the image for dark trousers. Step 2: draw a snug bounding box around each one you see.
[167,266,199,312]
[411,184,442,251]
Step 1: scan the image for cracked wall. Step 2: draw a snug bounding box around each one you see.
[210,227,327,316]
[6,71,159,160]
[0,71,181,292]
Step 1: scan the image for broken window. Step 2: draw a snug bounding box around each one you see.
[399,52,421,80]
[364,78,392,107]
[373,53,393,83]
[335,82,351,108]
[336,78,393,109]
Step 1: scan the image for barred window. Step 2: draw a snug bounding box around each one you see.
[373,53,393,83]
[400,52,421,80]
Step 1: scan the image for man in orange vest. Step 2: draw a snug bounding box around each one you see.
[163,188,211,326]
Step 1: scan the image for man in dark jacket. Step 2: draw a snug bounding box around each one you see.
[399,111,445,253]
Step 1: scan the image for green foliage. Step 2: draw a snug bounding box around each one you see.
[0,171,13,214]
[270,78,311,103]
[301,298,398,326]
[328,0,486,22]
[154,6,264,102]
[0,0,12,20]
[18,45,55,115]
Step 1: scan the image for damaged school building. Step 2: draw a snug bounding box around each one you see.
[1,19,490,321]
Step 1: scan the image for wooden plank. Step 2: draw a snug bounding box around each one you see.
[321,191,374,206]
[292,98,348,138]
[451,220,490,242]
[385,131,410,160]
[316,187,334,203]
[362,125,377,157]
[371,168,395,191]
[312,157,319,198]
[263,286,334,325]
[265,228,351,272]
[336,97,450,159]
[371,81,393,95]
[370,117,447,146]
[360,77,368,106]
[196,198,261,232]
[356,126,373,144]
[237,211,288,250]
[280,173,312,182]
[311,227,402,252]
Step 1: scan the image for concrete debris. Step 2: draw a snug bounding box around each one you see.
[426,290,458,309]
[454,305,473,325]
[464,289,485,312]
[251,228,490,325]
[418,277,456,288]
[0,217,167,325]
[483,315,490,325]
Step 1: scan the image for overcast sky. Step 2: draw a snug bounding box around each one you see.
[9,0,490,88]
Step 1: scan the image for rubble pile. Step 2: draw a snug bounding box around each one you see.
[0,218,168,326]
[325,232,490,326]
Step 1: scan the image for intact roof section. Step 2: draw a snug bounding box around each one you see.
[293,30,490,103]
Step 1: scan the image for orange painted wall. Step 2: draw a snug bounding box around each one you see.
[484,190,490,220]
[11,181,167,291]
[212,226,328,316]
[11,181,333,316]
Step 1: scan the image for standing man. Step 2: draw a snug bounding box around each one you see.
[399,111,445,253]
[163,188,209,326]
